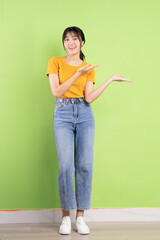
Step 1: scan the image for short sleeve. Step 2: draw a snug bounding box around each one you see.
[86,67,95,84]
[46,57,59,77]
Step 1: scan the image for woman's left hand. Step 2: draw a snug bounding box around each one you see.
[108,75,133,82]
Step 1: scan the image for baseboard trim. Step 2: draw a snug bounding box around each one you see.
[1,208,160,224]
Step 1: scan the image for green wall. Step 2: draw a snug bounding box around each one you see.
[0,0,160,210]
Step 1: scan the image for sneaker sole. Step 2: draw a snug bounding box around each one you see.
[59,230,71,235]
[59,227,71,235]
[74,226,90,234]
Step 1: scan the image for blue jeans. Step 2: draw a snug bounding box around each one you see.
[53,97,95,210]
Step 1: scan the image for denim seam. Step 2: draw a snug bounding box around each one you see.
[61,206,77,210]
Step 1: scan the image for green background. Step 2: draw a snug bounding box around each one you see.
[0,0,160,210]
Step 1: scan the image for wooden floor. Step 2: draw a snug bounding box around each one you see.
[0,222,160,239]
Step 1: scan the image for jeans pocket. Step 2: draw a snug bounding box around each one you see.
[81,99,90,107]
[54,102,65,113]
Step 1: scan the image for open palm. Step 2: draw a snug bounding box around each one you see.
[78,64,100,75]
[109,75,133,82]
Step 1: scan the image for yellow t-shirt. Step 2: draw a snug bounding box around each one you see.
[46,56,95,99]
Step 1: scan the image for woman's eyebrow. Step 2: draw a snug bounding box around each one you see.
[65,35,78,38]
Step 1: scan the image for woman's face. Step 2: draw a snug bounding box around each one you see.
[63,31,84,55]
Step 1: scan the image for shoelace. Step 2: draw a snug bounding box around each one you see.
[77,216,86,224]
[62,216,71,225]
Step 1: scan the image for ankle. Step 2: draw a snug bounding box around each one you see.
[62,209,70,218]
[76,210,84,219]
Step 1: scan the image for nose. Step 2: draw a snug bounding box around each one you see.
[68,39,75,45]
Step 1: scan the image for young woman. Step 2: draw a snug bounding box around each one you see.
[46,26,133,235]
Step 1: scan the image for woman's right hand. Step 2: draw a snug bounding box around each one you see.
[77,63,100,75]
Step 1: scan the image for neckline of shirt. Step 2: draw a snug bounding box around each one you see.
[61,56,85,67]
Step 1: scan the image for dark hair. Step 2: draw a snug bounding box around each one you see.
[62,26,85,61]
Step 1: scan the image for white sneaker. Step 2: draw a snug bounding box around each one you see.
[59,216,71,235]
[75,216,90,234]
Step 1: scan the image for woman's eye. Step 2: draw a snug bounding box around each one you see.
[65,38,77,41]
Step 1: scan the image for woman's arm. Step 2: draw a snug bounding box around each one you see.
[85,75,133,103]
[49,71,81,98]
[85,79,112,103]
[49,64,99,98]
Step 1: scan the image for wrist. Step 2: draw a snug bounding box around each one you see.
[75,71,81,77]
[107,78,112,84]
